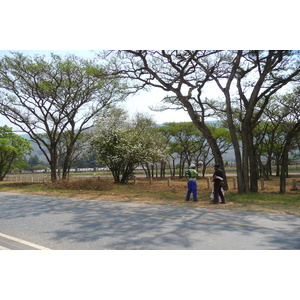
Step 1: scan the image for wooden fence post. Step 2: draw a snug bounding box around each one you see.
[260,178,265,190]
[168,178,171,187]
[232,177,237,190]
[133,176,137,185]
[292,179,298,191]
[206,177,210,189]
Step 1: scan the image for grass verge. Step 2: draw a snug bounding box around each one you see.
[0,177,300,215]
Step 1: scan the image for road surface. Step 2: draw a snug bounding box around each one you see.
[1,191,300,250]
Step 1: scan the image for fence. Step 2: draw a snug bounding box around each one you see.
[205,177,299,191]
[3,176,49,183]
[2,175,299,191]
[132,176,299,191]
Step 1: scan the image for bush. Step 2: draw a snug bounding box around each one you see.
[45,178,114,191]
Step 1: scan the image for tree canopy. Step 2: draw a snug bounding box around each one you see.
[0,52,128,181]
[101,50,300,193]
[89,108,167,183]
[1,50,299,193]
[0,126,33,180]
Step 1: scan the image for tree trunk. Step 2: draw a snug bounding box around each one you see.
[280,150,288,193]
[50,163,57,182]
[280,125,300,193]
[247,132,259,192]
[222,51,245,193]
[49,149,58,182]
[171,158,176,177]
[179,156,185,178]
[241,136,250,193]
[183,100,229,189]
[160,161,166,178]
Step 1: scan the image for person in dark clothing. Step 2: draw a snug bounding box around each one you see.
[211,164,226,204]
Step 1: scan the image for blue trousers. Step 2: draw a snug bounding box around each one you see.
[186,180,197,201]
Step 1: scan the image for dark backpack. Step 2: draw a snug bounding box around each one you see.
[185,169,191,178]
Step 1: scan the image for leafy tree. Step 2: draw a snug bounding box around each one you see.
[253,121,279,179]
[192,50,300,192]
[56,129,90,178]
[160,122,205,177]
[72,151,99,169]
[271,88,300,192]
[89,108,167,183]
[160,121,231,179]
[28,155,40,167]
[0,52,128,182]
[103,50,300,193]
[0,126,33,180]
[253,87,300,192]
[23,155,49,171]
[132,113,168,178]
[100,50,229,184]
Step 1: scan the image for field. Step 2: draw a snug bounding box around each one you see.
[1,173,300,215]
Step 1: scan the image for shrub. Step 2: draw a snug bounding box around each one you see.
[45,178,114,191]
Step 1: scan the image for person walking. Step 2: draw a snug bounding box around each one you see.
[211,164,226,204]
[185,164,198,202]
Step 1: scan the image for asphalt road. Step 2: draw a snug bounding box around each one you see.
[1,191,300,250]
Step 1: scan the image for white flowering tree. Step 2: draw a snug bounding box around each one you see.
[89,109,167,183]
[132,113,169,178]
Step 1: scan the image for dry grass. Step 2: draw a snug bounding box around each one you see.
[1,176,300,215]
[44,178,114,191]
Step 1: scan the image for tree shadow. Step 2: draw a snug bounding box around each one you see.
[1,192,300,250]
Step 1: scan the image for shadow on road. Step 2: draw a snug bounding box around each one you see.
[1,192,300,250]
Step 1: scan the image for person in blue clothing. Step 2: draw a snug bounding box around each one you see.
[185,164,198,202]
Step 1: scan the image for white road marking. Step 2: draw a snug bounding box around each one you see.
[0,245,10,250]
[0,232,51,250]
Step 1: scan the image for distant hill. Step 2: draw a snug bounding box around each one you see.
[19,134,48,162]
[19,123,236,163]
